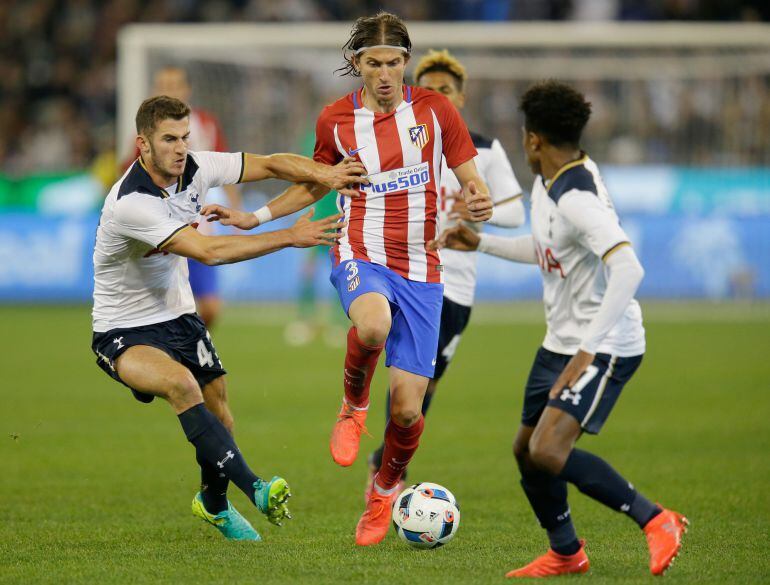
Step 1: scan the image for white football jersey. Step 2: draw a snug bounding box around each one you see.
[438,133,523,306]
[530,154,645,356]
[92,151,243,332]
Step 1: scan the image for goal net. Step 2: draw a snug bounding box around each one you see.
[118,21,770,183]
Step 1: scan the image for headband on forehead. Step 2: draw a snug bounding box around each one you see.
[353,44,409,56]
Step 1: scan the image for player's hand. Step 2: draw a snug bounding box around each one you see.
[201,204,259,230]
[548,350,595,400]
[463,181,493,222]
[428,224,480,252]
[316,157,369,198]
[448,198,474,222]
[288,209,346,248]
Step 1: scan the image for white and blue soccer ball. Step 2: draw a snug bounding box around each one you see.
[392,482,460,549]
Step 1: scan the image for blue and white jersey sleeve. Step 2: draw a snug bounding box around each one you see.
[112,194,188,249]
[192,151,244,193]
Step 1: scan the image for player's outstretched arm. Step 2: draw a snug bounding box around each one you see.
[203,156,365,230]
[451,159,493,222]
[240,153,366,192]
[163,210,345,265]
[430,223,537,264]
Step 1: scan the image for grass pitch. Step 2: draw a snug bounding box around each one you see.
[2,303,769,584]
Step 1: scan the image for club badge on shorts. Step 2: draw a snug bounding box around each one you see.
[347,276,360,292]
[408,124,429,149]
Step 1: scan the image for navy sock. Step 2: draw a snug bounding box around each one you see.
[199,459,229,514]
[519,462,579,555]
[558,448,660,528]
[421,388,434,417]
[178,403,260,505]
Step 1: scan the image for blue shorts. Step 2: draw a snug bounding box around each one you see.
[330,259,443,378]
[188,258,218,298]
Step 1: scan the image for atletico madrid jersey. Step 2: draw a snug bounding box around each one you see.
[313,85,477,283]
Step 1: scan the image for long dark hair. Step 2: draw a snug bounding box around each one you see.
[337,12,411,77]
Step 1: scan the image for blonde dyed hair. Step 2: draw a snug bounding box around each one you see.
[413,49,467,90]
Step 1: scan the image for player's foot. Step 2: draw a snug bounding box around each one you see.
[644,506,689,576]
[364,452,405,502]
[330,399,368,466]
[355,484,398,546]
[191,492,261,541]
[506,540,589,578]
[253,476,292,526]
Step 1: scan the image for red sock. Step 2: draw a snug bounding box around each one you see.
[343,327,384,408]
[376,416,425,490]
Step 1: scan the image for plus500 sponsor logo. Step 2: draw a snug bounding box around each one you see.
[361,162,430,194]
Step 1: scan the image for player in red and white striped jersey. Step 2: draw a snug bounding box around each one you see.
[202,12,493,546]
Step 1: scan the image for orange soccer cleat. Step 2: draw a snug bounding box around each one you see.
[644,507,689,576]
[329,400,368,466]
[355,486,397,546]
[506,540,590,578]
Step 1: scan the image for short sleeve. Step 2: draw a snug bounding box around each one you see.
[487,139,522,203]
[558,190,631,260]
[435,96,477,169]
[193,151,244,190]
[313,109,340,165]
[113,194,188,249]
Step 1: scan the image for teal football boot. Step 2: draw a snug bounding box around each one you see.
[254,476,292,526]
[191,492,261,541]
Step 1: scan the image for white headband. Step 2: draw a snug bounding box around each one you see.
[353,44,409,55]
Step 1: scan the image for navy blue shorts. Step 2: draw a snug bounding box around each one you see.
[522,347,643,434]
[188,258,218,298]
[330,259,443,378]
[91,313,226,403]
[433,297,472,381]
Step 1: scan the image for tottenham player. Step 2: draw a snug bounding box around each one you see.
[436,81,688,577]
[202,12,493,546]
[366,49,525,495]
[152,66,242,328]
[91,95,364,541]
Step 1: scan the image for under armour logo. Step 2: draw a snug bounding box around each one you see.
[113,337,124,350]
[217,450,234,469]
[560,387,582,406]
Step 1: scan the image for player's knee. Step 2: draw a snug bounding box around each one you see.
[355,316,390,346]
[513,436,529,462]
[167,371,203,408]
[528,436,566,476]
[390,405,421,427]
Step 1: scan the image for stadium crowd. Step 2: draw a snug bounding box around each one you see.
[1,0,768,177]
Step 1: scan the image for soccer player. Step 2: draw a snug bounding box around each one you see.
[435,80,688,577]
[151,66,242,328]
[91,95,364,541]
[366,49,525,495]
[201,12,493,546]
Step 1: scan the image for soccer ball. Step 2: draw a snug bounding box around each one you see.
[392,482,460,549]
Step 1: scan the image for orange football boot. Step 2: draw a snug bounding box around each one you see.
[506,540,590,578]
[644,507,689,576]
[364,453,404,502]
[355,483,397,546]
[329,400,368,466]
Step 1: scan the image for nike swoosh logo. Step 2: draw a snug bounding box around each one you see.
[348,146,366,156]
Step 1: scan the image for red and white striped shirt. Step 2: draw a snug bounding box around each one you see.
[314,86,477,283]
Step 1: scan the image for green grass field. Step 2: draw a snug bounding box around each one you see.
[2,303,769,584]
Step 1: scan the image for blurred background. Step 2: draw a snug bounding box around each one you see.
[2,0,769,310]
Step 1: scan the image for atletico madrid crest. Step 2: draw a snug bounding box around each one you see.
[408,124,429,149]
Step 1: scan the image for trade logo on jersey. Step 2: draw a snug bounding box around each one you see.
[408,124,429,149]
[360,162,430,195]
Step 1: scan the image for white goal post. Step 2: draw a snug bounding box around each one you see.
[117,22,770,169]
